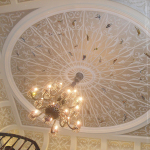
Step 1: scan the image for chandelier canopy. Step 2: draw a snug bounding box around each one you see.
[28,72,84,135]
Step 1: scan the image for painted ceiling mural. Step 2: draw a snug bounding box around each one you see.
[11,10,150,128]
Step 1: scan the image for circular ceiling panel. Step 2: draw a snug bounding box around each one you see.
[10,10,150,128]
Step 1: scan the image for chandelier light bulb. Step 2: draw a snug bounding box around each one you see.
[68,117,70,120]
[65,109,68,113]
[34,87,38,92]
[79,97,82,101]
[76,105,79,110]
[50,118,53,121]
[67,89,71,93]
[77,121,80,125]
[53,102,55,105]
[55,126,58,130]
[48,85,51,88]
[74,89,77,93]
[41,98,43,100]
[60,83,62,85]
[34,110,38,114]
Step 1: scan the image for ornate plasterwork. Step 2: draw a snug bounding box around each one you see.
[107,140,134,150]
[0,9,35,52]
[11,10,150,128]
[111,0,150,19]
[77,137,101,150]
[15,99,50,128]
[0,0,11,6]
[47,134,71,150]
[125,123,150,137]
[23,130,44,150]
[0,79,8,101]
[142,143,150,150]
[0,106,16,129]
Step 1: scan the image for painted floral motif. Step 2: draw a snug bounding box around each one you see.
[0,9,35,52]
[77,137,101,150]
[47,134,71,150]
[110,0,150,19]
[0,79,8,101]
[108,140,134,150]
[0,106,16,129]
[142,143,150,150]
[125,123,150,137]
[18,0,34,2]
[0,0,11,6]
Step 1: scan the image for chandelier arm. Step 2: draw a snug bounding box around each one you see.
[31,93,37,100]
[67,122,78,130]
[59,113,67,127]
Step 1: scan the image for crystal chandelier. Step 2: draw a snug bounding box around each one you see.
[27,72,84,135]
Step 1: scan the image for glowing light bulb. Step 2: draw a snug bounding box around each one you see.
[65,109,68,113]
[32,92,36,96]
[74,89,77,93]
[48,85,51,88]
[53,102,55,105]
[55,126,58,130]
[50,118,53,121]
[67,89,71,93]
[34,88,38,92]
[60,83,62,85]
[68,117,70,120]
[35,110,38,114]
[77,121,80,125]
[75,105,79,110]
[41,98,43,100]
[79,97,82,101]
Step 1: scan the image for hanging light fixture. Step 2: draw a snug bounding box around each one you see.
[27,72,84,135]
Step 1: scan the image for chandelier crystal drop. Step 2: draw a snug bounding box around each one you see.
[27,72,84,135]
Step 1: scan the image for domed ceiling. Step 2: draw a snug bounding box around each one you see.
[10,10,150,128]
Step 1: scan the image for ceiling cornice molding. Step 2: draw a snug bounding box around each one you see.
[2,2,150,134]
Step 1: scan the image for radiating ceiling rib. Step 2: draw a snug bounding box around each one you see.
[80,11,85,65]
[84,87,100,126]
[102,64,149,73]
[85,14,107,60]
[11,56,61,71]
[18,39,66,68]
[97,81,150,107]
[92,83,136,120]
[89,87,117,125]
[91,22,130,64]
[99,78,149,86]
[46,18,76,70]
[64,12,77,62]
[31,26,74,70]
[95,39,150,69]
[13,75,62,76]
